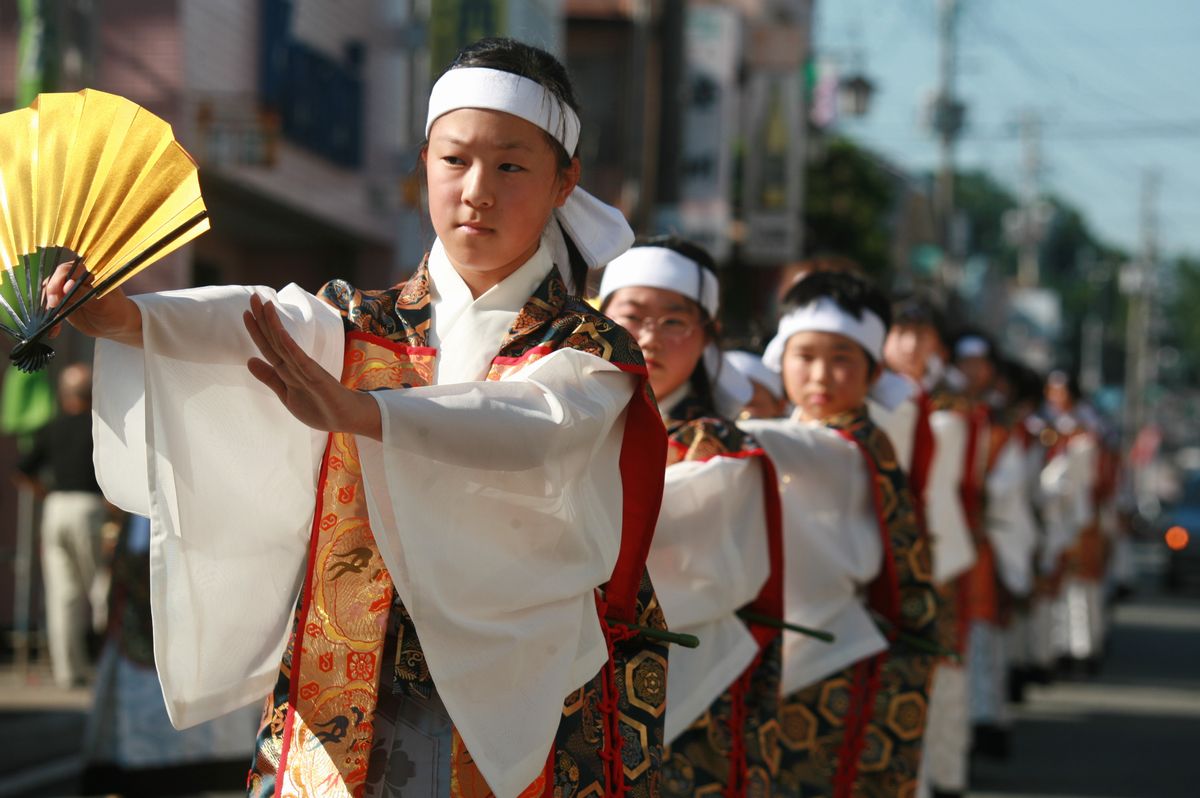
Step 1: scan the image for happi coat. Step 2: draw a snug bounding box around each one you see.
[91,242,671,798]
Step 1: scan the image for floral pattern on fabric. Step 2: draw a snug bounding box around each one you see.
[249,260,666,798]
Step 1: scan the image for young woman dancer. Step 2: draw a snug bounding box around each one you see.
[49,37,670,798]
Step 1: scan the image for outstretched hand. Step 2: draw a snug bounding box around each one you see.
[243,294,382,440]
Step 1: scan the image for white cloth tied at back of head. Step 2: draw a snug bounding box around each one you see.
[597,246,720,318]
[724,350,784,400]
[425,67,634,283]
[762,297,912,411]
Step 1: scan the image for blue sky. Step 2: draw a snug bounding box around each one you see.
[814,0,1200,259]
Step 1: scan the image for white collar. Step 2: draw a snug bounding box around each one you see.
[427,238,555,347]
[658,383,691,422]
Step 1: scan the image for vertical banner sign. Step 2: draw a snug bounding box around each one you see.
[676,4,740,262]
[7,0,55,439]
[9,0,57,680]
[430,0,508,75]
[741,2,810,264]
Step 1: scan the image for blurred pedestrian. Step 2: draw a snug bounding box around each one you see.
[81,514,260,795]
[15,362,108,689]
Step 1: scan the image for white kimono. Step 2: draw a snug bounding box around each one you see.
[872,392,975,796]
[870,395,976,584]
[984,436,1039,598]
[740,416,886,695]
[646,389,771,743]
[91,242,638,798]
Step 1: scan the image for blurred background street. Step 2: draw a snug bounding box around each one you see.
[0,1,1198,796]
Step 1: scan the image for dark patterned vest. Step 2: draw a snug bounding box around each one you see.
[778,407,938,798]
[658,394,786,798]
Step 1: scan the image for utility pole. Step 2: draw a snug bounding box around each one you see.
[1017,110,1043,287]
[933,0,964,285]
[1122,169,1160,494]
[624,0,654,232]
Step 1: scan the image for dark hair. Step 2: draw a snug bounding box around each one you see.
[781,271,891,372]
[951,328,998,364]
[1001,359,1044,406]
[440,37,587,293]
[1047,369,1081,400]
[778,254,865,300]
[891,293,948,345]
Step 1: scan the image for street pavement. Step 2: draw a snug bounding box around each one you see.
[970,548,1200,798]
[0,663,243,797]
[1,545,1197,797]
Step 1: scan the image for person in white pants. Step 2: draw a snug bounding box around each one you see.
[17,363,109,688]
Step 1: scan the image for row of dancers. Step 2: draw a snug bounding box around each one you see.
[57,36,1129,798]
[599,239,1126,797]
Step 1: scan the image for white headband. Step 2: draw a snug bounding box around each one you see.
[425,67,632,275]
[763,299,912,410]
[762,296,887,371]
[955,335,990,360]
[426,67,581,154]
[597,246,720,317]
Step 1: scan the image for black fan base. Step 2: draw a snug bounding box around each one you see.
[10,340,56,373]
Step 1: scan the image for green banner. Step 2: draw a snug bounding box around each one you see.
[16,0,47,106]
[4,0,55,437]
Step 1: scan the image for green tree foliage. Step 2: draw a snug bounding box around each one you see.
[802,136,896,278]
[1164,255,1200,383]
[954,170,1018,265]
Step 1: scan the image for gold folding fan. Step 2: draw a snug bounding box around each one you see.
[0,88,209,371]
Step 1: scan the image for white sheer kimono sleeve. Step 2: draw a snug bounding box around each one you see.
[928,410,977,584]
[647,454,770,743]
[984,438,1038,596]
[869,396,917,471]
[740,419,888,695]
[1039,434,1097,572]
[352,348,635,798]
[1068,435,1099,529]
[91,285,345,728]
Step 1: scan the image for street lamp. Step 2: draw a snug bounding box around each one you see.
[838,72,875,118]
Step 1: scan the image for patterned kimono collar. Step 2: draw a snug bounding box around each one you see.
[330,246,574,358]
[661,385,710,425]
[817,405,872,432]
[786,405,870,429]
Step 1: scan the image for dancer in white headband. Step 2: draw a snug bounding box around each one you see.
[600,237,786,794]
[46,37,669,798]
[740,270,940,797]
[878,295,979,798]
